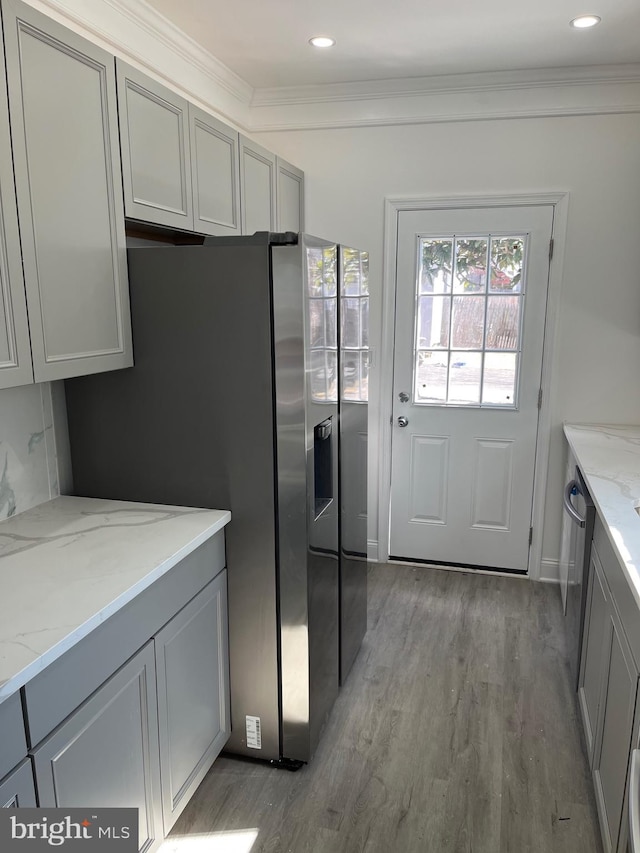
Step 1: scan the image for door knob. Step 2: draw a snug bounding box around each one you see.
[397,416,409,427]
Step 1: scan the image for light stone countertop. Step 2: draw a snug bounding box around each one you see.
[0,495,231,702]
[564,423,640,609]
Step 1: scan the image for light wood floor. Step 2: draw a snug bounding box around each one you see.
[168,563,603,853]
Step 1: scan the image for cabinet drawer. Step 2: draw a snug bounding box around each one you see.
[0,693,27,780]
[24,533,225,746]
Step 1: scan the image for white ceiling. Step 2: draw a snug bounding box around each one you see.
[143,0,640,90]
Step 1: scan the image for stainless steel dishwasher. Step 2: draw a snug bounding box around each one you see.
[562,466,596,689]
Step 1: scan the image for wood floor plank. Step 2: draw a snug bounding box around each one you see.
[166,564,602,853]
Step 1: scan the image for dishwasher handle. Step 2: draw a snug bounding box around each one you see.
[563,480,586,527]
[630,749,640,852]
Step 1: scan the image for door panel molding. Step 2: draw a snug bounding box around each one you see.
[378,191,569,576]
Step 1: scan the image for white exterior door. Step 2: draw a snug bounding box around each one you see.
[389,205,553,572]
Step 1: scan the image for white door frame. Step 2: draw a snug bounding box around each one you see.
[377,192,569,579]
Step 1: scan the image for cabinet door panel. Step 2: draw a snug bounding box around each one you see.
[240,136,276,234]
[32,643,162,853]
[117,61,193,231]
[0,17,32,389]
[594,612,638,852]
[190,105,240,236]
[276,157,304,233]
[155,569,230,832]
[3,0,132,381]
[0,759,36,808]
[579,552,610,763]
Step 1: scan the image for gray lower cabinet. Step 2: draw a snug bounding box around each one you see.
[155,570,230,832]
[593,604,639,852]
[579,528,640,853]
[32,642,162,853]
[239,135,276,234]
[2,0,133,382]
[189,104,241,236]
[276,157,305,233]
[0,759,37,808]
[579,548,611,763]
[117,60,193,231]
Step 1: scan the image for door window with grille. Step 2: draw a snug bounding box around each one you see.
[341,248,369,402]
[414,234,527,408]
[307,244,338,403]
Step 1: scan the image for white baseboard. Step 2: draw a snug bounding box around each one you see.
[539,558,560,583]
[367,539,379,562]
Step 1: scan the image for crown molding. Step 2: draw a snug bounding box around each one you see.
[251,63,640,106]
[34,0,254,106]
[249,69,640,132]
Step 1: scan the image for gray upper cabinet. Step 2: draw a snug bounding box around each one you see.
[33,642,163,853]
[239,135,276,234]
[578,519,640,853]
[116,60,193,231]
[2,0,132,383]
[0,25,31,390]
[189,104,241,236]
[155,570,230,833]
[276,157,305,233]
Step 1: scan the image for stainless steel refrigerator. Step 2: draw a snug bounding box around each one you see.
[64,232,366,766]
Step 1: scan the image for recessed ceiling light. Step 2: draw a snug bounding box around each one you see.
[309,36,336,48]
[569,14,601,28]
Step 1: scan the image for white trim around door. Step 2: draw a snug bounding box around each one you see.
[377,192,569,579]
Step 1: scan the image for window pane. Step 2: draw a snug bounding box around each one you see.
[415,351,448,403]
[309,299,324,348]
[451,295,484,348]
[490,237,524,293]
[485,296,520,350]
[453,238,487,293]
[361,253,369,296]
[342,247,360,295]
[341,298,360,348]
[342,355,360,401]
[448,352,482,404]
[418,295,450,349]
[323,247,337,297]
[325,299,337,348]
[361,298,369,348]
[483,353,517,405]
[419,239,453,294]
[361,351,369,402]
[311,350,337,402]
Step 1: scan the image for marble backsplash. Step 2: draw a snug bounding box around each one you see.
[0,382,71,520]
